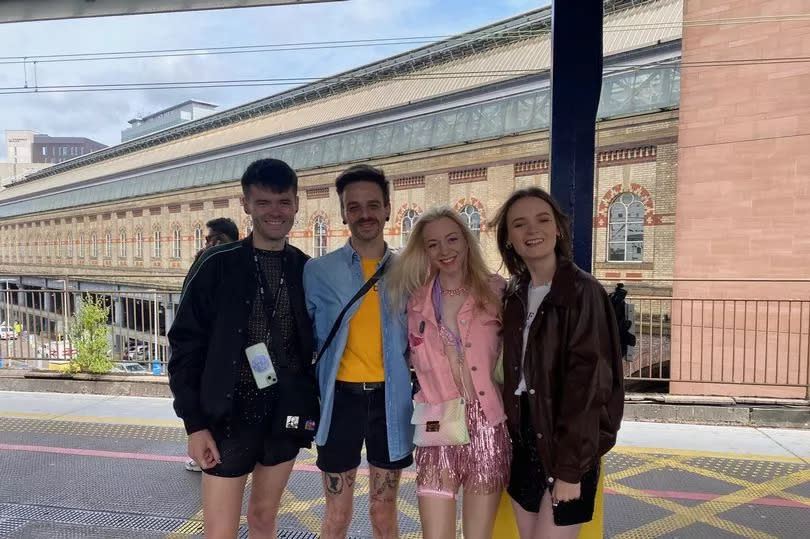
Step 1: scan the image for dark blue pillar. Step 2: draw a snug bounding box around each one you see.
[549,0,603,273]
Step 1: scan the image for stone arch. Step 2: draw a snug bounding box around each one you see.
[595,183,659,227]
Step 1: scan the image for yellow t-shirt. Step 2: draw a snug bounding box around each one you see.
[336,258,384,382]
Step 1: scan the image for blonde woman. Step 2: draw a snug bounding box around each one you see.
[388,206,510,539]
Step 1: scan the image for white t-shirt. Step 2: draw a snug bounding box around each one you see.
[516,283,551,395]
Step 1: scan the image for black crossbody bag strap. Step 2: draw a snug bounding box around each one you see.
[314,256,390,365]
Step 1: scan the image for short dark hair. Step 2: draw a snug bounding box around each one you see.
[205,217,239,242]
[241,158,298,196]
[493,187,573,276]
[335,164,390,207]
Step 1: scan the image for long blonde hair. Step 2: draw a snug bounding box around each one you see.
[387,206,500,314]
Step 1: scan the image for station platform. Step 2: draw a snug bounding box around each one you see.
[0,391,808,538]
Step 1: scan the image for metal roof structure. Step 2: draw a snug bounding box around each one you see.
[0,0,683,219]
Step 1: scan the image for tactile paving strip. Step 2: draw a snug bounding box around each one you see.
[0,503,188,533]
[0,417,186,443]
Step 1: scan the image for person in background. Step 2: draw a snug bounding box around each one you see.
[183,216,239,472]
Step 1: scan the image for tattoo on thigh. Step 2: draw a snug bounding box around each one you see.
[371,470,400,503]
[324,473,343,495]
[345,470,357,489]
[324,470,356,496]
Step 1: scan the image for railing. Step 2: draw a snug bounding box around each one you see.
[2,284,809,398]
[0,287,177,375]
[622,295,810,398]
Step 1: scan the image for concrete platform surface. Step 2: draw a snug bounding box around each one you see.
[1,391,809,538]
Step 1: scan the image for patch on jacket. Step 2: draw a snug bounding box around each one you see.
[409,333,425,348]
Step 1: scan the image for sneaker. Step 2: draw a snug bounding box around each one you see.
[184,458,202,472]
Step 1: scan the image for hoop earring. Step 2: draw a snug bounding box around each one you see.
[505,241,513,249]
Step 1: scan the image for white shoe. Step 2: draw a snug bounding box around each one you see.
[184,459,202,472]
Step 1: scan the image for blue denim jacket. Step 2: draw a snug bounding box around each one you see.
[303,240,414,461]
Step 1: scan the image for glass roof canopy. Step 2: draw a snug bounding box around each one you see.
[0,65,679,219]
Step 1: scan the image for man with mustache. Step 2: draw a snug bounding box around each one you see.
[304,165,414,539]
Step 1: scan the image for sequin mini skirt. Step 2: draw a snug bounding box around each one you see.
[415,399,511,498]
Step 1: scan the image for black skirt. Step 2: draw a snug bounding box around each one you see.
[507,393,600,526]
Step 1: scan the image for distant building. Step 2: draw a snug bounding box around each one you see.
[121,100,218,142]
[1,130,106,187]
[31,134,107,164]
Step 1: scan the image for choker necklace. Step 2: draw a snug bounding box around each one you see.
[441,285,468,296]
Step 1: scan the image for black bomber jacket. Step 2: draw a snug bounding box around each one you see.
[167,236,314,434]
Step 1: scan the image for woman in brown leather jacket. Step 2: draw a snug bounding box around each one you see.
[493,187,624,538]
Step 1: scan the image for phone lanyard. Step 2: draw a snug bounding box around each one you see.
[252,249,285,327]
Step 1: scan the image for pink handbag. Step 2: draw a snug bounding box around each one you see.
[411,397,470,447]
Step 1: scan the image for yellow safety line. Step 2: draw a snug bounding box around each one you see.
[611,467,810,538]
[0,410,183,427]
[608,482,779,539]
[165,472,254,537]
[613,445,808,464]
[607,449,810,510]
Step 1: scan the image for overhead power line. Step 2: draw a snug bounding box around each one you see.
[1,11,809,66]
[2,55,810,95]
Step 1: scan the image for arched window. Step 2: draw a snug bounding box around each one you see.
[135,230,144,258]
[79,234,86,258]
[66,233,74,258]
[35,235,41,257]
[313,217,328,258]
[55,235,62,258]
[91,233,99,258]
[105,231,112,257]
[244,218,253,237]
[172,225,182,259]
[193,224,204,252]
[459,204,481,240]
[119,230,127,258]
[608,192,645,262]
[45,235,51,258]
[153,229,162,258]
[400,209,419,247]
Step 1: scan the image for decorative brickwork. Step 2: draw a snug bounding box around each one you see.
[448,168,487,184]
[305,185,330,200]
[597,146,656,167]
[514,159,549,176]
[393,176,425,190]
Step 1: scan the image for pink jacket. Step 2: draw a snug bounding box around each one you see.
[407,274,507,427]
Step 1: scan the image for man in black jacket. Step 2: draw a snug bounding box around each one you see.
[168,159,316,539]
[183,216,239,473]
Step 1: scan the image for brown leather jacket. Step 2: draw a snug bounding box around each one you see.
[502,258,624,484]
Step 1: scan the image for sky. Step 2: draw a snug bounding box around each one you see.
[0,0,548,161]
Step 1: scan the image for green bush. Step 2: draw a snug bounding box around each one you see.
[68,295,112,374]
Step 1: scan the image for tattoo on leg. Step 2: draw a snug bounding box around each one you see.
[324,473,343,495]
[324,470,356,496]
[371,470,400,503]
[345,470,357,489]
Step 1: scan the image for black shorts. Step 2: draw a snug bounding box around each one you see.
[507,393,599,526]
[316,382,413,473]
[202,420,300,478]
